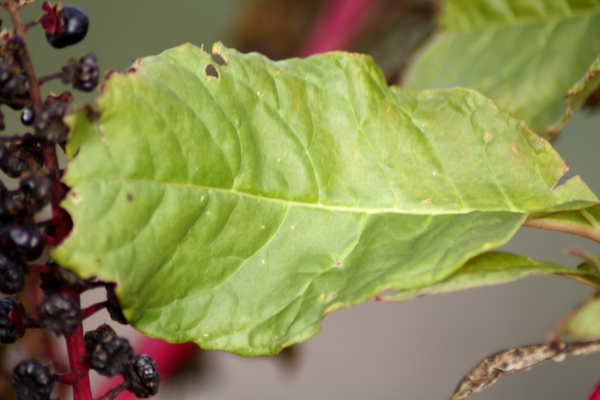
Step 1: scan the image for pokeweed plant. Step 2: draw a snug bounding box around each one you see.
[1,0,600,399]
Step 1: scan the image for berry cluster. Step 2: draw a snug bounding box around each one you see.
[4,259,160,399]
[86,325,160,398]
[0,2,160,400]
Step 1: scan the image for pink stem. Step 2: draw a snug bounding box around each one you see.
[63,287,92,400]
[81,302,108,320]
[587,378,600,400]
[97,338,199,400]
[298,0,380,57]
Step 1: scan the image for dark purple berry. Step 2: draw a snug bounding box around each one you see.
[0,251,26,294]
[3,191,30,220]
[0,61,28,96]
[37,294,80,335]
[0,223,46,261]
[34,99,68,142]
[41,260,90,296]
[84,323,116,353]
[0,61,30,108]
[3,35,26,70]
[57,266,89,291]
[125,354,160,398]
[12,360,56,400]
[72,53,99,92]
[106,283,128,324]
[0,297,24,343]
[89,333,135,376]
[0,146,30,179]
[39,270,61,297]
[19,172,53,211]
[20,107,35,126]
[43,4,89,49]
[0,137,44,179]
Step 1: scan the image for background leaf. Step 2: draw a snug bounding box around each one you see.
[383,252,600,302]
[567,292,600,340]
[54,43,597,355]
[403,0,600,136]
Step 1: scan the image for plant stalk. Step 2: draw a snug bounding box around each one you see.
[63,286,92,400]
[523,218,600,244]
[298,0,380,57]
[4,2,88,399]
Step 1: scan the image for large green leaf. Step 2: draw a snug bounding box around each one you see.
[404,0,600,136]
[54,43,598,356]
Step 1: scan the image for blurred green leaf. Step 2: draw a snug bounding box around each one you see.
[404,0,600,136]
[567,292,600,340]
[54,43,597,355]
[384,252,600,302]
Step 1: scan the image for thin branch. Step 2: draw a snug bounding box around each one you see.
[523,218,600,244]
[95,381,129,400]
[55,373,77,385]
[5,0,42,108]
[38,71,64,85]
[81,301,108,320]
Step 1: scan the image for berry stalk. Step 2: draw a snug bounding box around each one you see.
[62,286,92,400]
[5,0,43,108]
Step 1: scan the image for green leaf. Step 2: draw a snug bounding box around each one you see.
[404,0,600,136]
[54,43,598,356]
[557,55,600,134]
[383,252,600,302]
[566,293,600,340]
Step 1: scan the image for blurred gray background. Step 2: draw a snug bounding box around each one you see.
[8,1,600,399]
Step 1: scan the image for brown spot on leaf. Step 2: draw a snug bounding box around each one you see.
[128,58,143,73]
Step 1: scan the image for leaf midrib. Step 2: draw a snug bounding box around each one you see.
[73,175,532,216]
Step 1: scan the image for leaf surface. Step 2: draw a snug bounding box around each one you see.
[54,43,597,355]
[404,0,600,136]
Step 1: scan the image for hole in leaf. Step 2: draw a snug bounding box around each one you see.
[205,64,219,78]
[211,52,227,66]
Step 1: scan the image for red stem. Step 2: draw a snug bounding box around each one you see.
[81,302,108,320]
[588,378,600,400]
[298,0,380,57]
[63,286,93,400]
[26,264,50,274]
[56,373,77,385]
